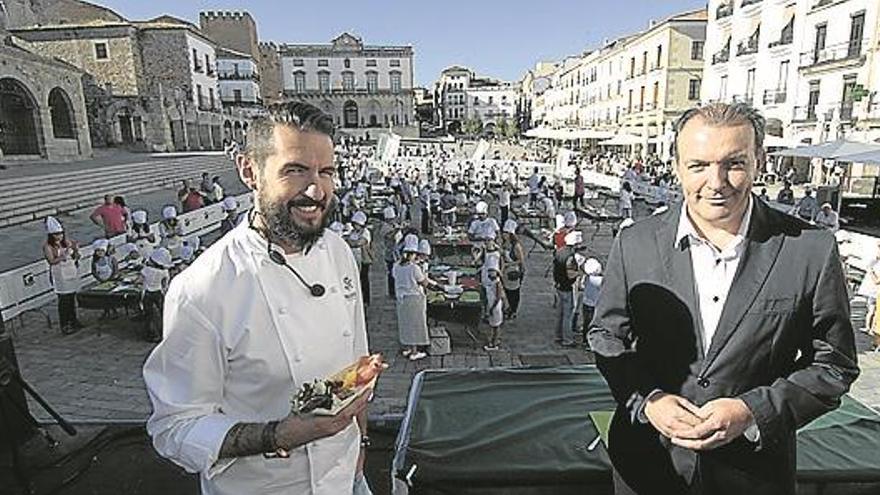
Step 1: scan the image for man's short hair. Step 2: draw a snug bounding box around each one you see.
[245,101,336,168]
[672,102,765,159]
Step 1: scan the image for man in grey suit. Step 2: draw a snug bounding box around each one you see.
[588,103,859,495]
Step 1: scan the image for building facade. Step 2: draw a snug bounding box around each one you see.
[12,15,250,152]
[0,34,93,161]
[216,47,262,110]
[434,66,521,135]
[275,33,415,136]
[702,0,880,144]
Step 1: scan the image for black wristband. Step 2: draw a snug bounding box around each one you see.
[262,421,279,453]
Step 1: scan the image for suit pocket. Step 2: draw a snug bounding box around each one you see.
[746,296,796,315]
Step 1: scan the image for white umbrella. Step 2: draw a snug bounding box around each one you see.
[769,139,880,159]
[762,135,797,148]
[600,133,643,146]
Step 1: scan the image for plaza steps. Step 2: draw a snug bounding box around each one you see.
[0,155,235,228]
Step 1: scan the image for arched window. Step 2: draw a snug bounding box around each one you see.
[0,78,41,155]
[49,87,76,139]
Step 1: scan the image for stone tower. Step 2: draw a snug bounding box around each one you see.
[257,41,283,105]
[198,10,259,59]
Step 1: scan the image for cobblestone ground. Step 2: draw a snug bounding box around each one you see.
[7,192,879,424]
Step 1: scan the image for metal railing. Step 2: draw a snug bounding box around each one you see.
[742,0,763,6]
[737,38,759,56]
[717,3,734,19]
[217,71,261,81]
[712,49,730,65]
[799,39,865,68]
[768,32,793,48]
[763,89,787,104]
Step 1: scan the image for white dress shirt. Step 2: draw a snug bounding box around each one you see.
[673,197,759,441]
[143,221,368,495]
[675,198,753,353]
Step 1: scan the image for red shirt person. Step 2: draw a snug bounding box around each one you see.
[90,194,127,237]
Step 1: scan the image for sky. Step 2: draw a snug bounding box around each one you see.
[96,0,708,86]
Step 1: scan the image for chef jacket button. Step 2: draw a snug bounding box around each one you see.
[278,307,288,315]
[343,329,352,336]
[697,377,710,388]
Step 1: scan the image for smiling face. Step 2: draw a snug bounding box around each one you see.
[675,116,761,234]
[241,125,336,251]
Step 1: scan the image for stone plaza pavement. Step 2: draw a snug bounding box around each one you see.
[6,194,880,425]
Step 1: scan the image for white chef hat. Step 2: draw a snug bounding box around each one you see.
[46,216,63,234]
[564,230,583,246]
[222,197,238,212]
[118,242,140,259]
[92,239,109,252]
[383,206,397,220]
[564,211,578,228]
[351,211,368,226]
[184,236,201,251]
[162,205,177,220]
[150,247,173,268]
[554,214,565,231]
[403,234,420,253]
[619,218,635,230]
[475,201,489,214]
[821,202,832,210]
[132,210,148,224]
[503,219,518,234]
[418,239,432,256]
[390,178,401,188]
[329,221,345,234]
[582,257,602,276]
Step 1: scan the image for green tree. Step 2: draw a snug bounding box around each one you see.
[463,117,483,137]
[495,118,509,138]
[504,120,519,139]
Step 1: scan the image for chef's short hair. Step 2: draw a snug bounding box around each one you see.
[672,102,765,159]
[245,101,335,168]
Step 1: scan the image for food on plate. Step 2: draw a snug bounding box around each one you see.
[291,354,388,415]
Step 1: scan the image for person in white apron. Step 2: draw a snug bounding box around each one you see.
[347,211,372,307]
[90,238,120,320]
[393,235,440,361]
[127,209,157,260]
[500,220,525,319]
[483,255,507,351]
[158,205,184,258]
[140,247,172,343]
[42,216,83,334]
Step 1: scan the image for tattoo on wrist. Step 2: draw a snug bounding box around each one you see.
[219,422,275,459]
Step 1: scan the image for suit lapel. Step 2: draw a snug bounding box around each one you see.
[656,203,705,358]
[701,199,784,372]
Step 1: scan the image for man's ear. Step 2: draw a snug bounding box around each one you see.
[236,154,258,191]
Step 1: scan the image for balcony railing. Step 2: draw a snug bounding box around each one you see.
[768,32,793,48]
[799,39,866,68]
[741,0,763,6]
[198,95,217,111]
[712,49,730,65]
[716,3,734,19]
[763,89,787,104]
[840,101,854,121]
[217,71,261,81]
[737,39,759,56]
[220,95,264,106]
[792,105,821,122]
[206,65,216,77]
[193,62,204,73]
[812,0,833,9]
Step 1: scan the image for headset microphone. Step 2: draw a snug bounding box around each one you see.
[268,249,326,297]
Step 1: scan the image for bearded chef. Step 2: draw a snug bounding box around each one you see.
[143,102,373,495]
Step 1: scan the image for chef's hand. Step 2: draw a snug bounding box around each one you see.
[643,392,704,439]
[276,393,369,450]
[670,398,754,451]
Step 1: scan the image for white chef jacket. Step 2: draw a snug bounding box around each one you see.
[143,221,369,495]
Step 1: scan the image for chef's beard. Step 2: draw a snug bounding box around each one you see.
[258,189,335,251]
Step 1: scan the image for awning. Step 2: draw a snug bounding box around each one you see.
[763,135,798,148]
[769,139,880,160]
[834,149,880,164]
[599,133,643,146]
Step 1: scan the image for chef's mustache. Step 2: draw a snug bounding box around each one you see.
[286,194,338,213]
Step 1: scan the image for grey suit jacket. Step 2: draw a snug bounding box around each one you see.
[588,197,859,494]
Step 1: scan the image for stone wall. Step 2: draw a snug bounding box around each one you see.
[257,42,283,105]
[0,44,93,161]
[138,29,191,102]
[15,29,145,96]
[5,0,124,28]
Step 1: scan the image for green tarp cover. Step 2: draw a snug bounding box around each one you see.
[393,366,880,488]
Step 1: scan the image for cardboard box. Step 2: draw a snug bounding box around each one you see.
[429,326,451,355]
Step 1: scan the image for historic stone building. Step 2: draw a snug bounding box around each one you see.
[0,1,93,161]
[275,33,416,137]
[11,12,250,152]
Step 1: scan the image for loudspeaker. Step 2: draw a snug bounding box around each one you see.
[0,330,36,447]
